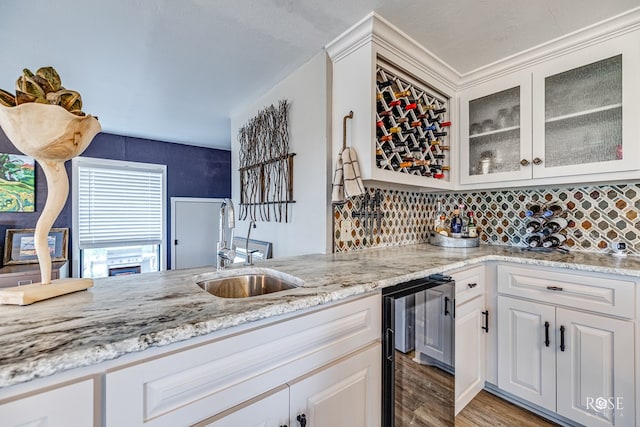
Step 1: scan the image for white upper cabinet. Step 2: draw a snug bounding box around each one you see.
[460,71,532,184]
[460,27,640,187]
[531,32,640,178]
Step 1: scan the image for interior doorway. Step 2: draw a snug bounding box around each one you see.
[171,197,229,270]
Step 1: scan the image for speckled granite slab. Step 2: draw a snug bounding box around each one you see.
[1,243,640,389]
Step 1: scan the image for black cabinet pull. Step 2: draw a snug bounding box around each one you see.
[546,286,563,291]
[544,321,550,347]
[560,325,565,352]
[297,414,307,427]
[482,310,489,333]
[444,296,450,316]
[452,298,455,319]
[467,282,477,288]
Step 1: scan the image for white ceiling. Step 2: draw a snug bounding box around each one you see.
[1,0,639,150]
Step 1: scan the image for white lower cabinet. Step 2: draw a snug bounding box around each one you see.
[0,379,94,427]
[289,343,381,427]
[454,295,486,415]
[452,265,487,416]
[498,296,556,410]
[556,308,634,427]
[498,295,635,426]
[197,343,380,427]
[105,294,381,427]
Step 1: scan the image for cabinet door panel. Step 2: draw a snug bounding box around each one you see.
[532,30,640,178]
[195,386,289,427]
[289,344,380,427]
[497,296,556,411]
[556,308,634,427]
[0,380,93,427]
[415,284,453,366]
[454,295,485,415]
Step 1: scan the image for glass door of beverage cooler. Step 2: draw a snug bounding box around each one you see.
[382,275,455,427]
[460,72,532,184]
[532,32,640,178]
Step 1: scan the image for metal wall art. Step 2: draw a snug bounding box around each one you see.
[238,99,295,222]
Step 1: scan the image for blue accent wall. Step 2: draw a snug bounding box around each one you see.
[0,129,231,269]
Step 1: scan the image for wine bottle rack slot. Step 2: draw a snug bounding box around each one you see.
[375,65,450,179]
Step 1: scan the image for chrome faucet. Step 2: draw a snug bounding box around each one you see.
[217,198,236,270]
[244,220,258,266]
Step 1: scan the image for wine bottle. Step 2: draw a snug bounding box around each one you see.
[399,161,412,168]
[544,217,568,233]
[389,100,402,107]
[431,108,447,114]
[467,211,478,238]
[410,120,422,128]
[450,208,463,237]
[525,203,544,217]
[459,204,469,237]
[377,80,394,89]
[524,218,543,234]
[526,234,543,248]
[404,102,418,111]
[430,131,448,137]
[438,121,452,127]
[543,204,566,219]
[379,110,393,117]
[542,233,566,248]
[394,90,411,98]
[379,157,400,168]
[434,200,447,234]
[381,145,403,154]
[389,126,402,134]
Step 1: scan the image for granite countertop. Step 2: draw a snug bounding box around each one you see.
[1,243,640,389]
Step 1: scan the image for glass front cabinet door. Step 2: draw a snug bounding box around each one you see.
[460,72,532,184]
[532,31,640,179]
[460,30,640,186]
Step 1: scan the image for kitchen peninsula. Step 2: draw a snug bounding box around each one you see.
[1,243,639,425]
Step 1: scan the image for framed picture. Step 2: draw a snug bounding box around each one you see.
[3,228,68,265]
[0,153,35,212]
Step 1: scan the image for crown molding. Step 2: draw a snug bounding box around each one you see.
[325,12,375,62]
[325,12,459,91]
[458,6,640,89]
[326,7,640,92]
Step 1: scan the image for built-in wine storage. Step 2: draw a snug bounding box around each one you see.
[375,64,450,180]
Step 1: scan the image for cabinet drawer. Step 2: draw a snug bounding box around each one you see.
[452,265,485,306]
[0,379,94,427]
[498,264,635,318]
[105,294,380,427]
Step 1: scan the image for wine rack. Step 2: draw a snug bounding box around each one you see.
[375,65,450,179]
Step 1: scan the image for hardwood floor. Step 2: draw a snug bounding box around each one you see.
[394,351,559,426]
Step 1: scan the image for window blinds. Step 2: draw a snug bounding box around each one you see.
[77,162,165,249]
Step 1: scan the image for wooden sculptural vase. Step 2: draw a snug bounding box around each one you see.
[0,103,101,304]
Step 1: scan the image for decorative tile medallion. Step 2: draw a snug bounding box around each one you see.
[333,183,640,255]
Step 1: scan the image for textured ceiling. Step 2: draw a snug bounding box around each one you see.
[1,0,639,149]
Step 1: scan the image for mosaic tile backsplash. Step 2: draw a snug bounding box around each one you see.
[333,182,640,255]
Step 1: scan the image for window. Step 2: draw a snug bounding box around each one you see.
[72,157,166,278]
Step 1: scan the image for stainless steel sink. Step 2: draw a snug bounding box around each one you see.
[197,273,299,298]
